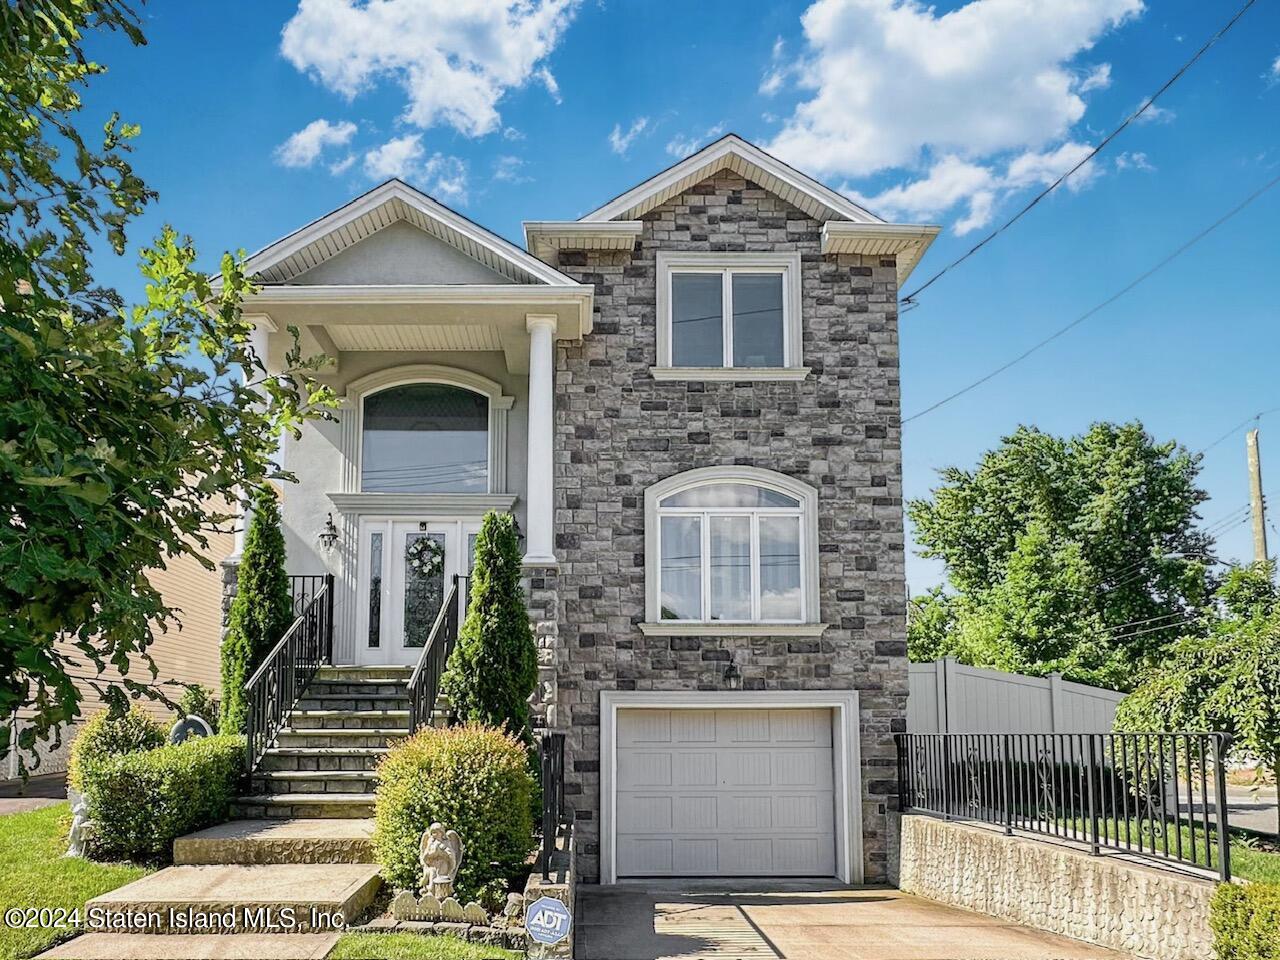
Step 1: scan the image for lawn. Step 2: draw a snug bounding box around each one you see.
[0,803,152,960]
[1058,815,1280,883]
[330,933,521,959]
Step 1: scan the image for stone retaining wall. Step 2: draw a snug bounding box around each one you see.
[897,814,1216,960]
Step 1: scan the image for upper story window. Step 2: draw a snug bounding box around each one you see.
[644,467,821,630]
[361,383,489,493]
[655,252,806,381]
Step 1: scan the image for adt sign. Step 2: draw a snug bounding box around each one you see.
[525,895,572,946]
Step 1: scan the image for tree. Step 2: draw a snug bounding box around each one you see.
[1116,563,1280,834]
[0,1,333,769]
[441,512,538,741]
[219,489,293,734]
[907,422,1212,688]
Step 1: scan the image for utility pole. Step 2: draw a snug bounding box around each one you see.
[1247,428,1268,563]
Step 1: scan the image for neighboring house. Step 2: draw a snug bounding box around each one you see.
[239,135,938,885]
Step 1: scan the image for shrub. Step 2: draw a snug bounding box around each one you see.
[67,707,166,791]
[440,512,537,741]
[79,734,245,861]
[178,684,219,724]
[220,488,293,734]
[1211,882,1280,959]
[373,724,534,900]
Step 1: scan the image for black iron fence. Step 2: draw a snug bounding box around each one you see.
[288,574,329,624]
[245,574,334,772]
[539,731,566,881]
[406,575,467,733]
[896,732,1233,881]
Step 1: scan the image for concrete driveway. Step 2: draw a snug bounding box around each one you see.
[575,883,1130,960]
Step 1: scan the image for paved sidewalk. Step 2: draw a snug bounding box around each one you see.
[576,883,1130,960]
[0,772,66,814]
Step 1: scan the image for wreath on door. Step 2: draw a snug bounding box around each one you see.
[405,535,444,581]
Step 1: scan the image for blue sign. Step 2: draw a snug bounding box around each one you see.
[525,895,572,946]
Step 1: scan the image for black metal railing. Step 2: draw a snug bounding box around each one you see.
[244,574,334,771]
[288,574,329,621]
[406,575,467,734]
[896,732,1233,881]
[539,730,566,881]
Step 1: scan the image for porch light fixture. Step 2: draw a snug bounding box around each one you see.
[722,655,742,691]
[319,513,339,551]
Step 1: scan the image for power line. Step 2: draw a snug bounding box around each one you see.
[1195,405,1280,456]
[899,0,1260,307]
[902,169,1280,424]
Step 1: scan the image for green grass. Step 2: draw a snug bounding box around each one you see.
[0,803,152,960]
[329,933,521,960]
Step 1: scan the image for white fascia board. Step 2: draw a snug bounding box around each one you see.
[821,222,942,283]
[523,220,643,255]
[245,283,592,305]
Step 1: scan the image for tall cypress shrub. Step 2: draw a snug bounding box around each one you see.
[219,488,292,734]
[441,512,537,740]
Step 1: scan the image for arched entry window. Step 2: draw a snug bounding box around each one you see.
[360,383,489,493]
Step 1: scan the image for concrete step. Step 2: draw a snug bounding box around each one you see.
[174,819,375,866]
[274,728,409,749]
[313,666,411,682]
[34,932,340,959]
[252,770,377,795]
[303,678,410,697]
[286,709,409,730]
[233,794,376,820]
[259,747,388,773]
[84,863,381,933]
[295,693,409,711]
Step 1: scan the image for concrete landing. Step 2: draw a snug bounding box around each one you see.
[34,933,339,959]
[86,863,381,933]
[174,819,375,865]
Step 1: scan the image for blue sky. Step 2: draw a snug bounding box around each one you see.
[82,0,1280,593]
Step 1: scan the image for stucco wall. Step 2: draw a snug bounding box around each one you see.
[897,815,1216,960]
[292,221,512,285]
[544,171,909,883]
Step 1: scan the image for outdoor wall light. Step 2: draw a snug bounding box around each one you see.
[319,513,339,551]
[722,655,742,691]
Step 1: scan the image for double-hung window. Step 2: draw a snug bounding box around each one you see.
[655,252,805,379]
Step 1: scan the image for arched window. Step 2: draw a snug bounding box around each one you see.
[360,383,489,493]
[645,468,819,625]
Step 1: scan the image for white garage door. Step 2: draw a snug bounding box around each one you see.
[615,707,836,877]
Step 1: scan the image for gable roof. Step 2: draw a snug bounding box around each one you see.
[243,179,579,287]
[579,133,884,224]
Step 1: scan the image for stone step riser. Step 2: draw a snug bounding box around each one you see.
[173,820,376,867]
[314,668,411,682]
[275,732,404,749]
[233,800,375,820]
[296,697,409,711]
[252,778,377,796]
[303,682,409,697]
[288,716,408,731]
[259,753,385,773]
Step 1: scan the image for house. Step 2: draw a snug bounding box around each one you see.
[234,134,938,885]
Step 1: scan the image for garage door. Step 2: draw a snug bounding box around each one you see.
[615,707,836,877]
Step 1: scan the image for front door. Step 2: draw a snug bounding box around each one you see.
[355,518,479,666]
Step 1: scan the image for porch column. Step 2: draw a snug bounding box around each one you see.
[524,314,558,566]
[229,319,272,561]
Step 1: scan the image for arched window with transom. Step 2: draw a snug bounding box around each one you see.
[360,383,489,493]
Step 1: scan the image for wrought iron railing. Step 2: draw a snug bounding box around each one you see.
[539,731,567,880]
[406,575,466,734]
[288,574,329,622]
[244,574,333,772]
[896,732,1233,880]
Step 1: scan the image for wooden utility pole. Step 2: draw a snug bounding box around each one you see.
[1247,428,1268,563]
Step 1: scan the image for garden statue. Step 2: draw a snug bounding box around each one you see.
[168,714,212,744]
[65,787,93,858]
[419,822,463,899]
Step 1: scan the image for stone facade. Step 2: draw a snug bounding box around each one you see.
[898,815,1217,960]
[543,171,909,883]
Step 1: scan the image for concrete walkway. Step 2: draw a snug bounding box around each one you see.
[576,883,1131,960]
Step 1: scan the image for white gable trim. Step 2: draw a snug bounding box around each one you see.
[821,222,942,284]
[243,180,579,288]
[580,134,884,225]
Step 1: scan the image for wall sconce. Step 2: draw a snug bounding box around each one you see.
[319,513,339,551]
[722,655,742,691]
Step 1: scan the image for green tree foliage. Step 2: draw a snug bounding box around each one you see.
[1116,563,1280,833]
[0,1,334,769]
[441,512,538,741]
[907,422,1211,688]
[219,490,293,734]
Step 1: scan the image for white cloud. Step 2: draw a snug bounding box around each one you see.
[608,117,649,155]
[1114,150,1154,172]
[363,134,425,180]
[274,118,357,168]
[1078,62,1111,93]
[492,154,530,183]
[362,134,468,201]
[1272,55,1280,78]
[329,154,356,175]
[759,37,792,95]
[1133,101,1175,124]
[280,0,579,139]
[1004,141,1099,192]
[665,122,727,159]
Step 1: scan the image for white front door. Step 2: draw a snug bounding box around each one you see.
[355,518,480,666]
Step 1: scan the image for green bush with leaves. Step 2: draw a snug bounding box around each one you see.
[79,734,244,861]
[178,684,219,723]
[67,707,165,790]
[1211,882,1280,959]
[220,490,293,734]
[373,724,534,900]
[441,512,537,741]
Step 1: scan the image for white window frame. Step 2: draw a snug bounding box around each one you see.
[654,251,807,382]
[642,466,825,636]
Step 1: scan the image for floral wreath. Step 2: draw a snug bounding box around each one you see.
[405,535,444,580]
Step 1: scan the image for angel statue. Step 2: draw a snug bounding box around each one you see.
[65,788,93,858]
[418,822,463,899]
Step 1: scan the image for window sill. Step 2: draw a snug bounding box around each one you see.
[649,366,811,383]
[637,621,829,637]
[328,492,517,515]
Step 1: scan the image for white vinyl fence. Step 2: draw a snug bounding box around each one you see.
[908,658,1125,734]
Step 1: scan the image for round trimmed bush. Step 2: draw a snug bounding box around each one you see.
[68,706,166,790]
[373,724,535,900]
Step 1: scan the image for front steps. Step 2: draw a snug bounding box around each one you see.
[174,819,375,866]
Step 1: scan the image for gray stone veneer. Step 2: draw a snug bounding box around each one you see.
[543,171,908,883]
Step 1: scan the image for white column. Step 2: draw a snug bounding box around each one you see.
[524,314,558,565]
[229,320,272,561]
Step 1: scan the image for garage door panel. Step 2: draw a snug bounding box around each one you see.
[618,794,673,831]
[618,710,672,746]
[618,751,672,789]
[673,751,718,786]
[720,837,773,874]
[674,839,719,874]
[619,837,673,874]
[724,750,772,786]
[671,710,717,743]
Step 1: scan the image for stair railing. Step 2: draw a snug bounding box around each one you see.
[407,574,466,734]
[244,573,334,772]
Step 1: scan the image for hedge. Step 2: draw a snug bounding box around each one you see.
[373,724,534,903]
[79,734,245,861]
[1211,882,1280,959]
[67,707,166,791]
